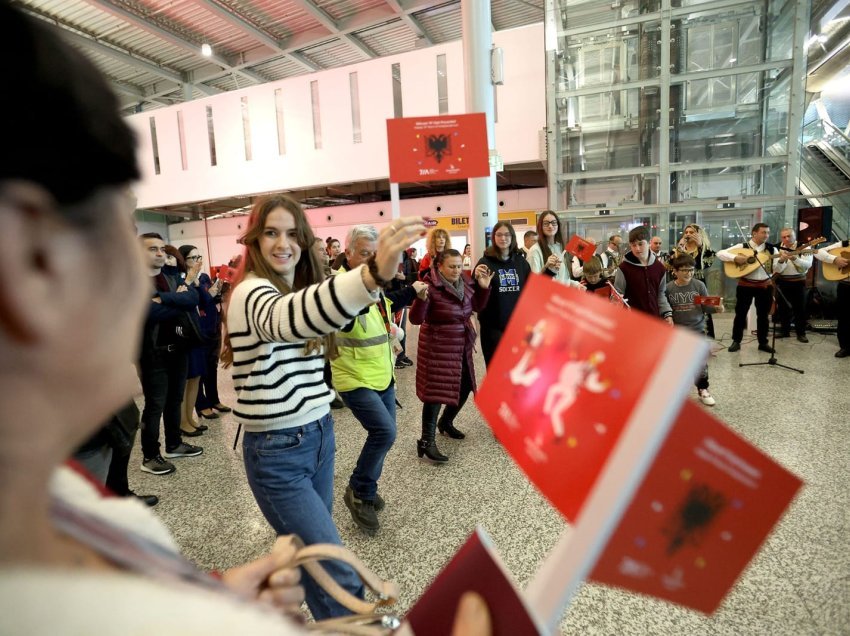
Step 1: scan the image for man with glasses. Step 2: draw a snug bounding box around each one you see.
[331,226,427,534]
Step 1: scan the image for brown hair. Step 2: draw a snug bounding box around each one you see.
[426,228,450,257]
[484,221,518,258]
[669,253,696,270]
[536,211,563,262]
[221,195,336,367]
[582,257,602,276]
[162,244,185,271]
[628,226,649,243]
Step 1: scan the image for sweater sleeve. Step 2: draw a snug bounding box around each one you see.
[230,267,378,344]
[526,244,545,274]
[657,276,673,317]
[409,294,430,325]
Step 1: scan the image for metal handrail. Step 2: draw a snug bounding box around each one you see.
[821,119,850,147]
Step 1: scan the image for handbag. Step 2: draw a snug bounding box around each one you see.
[270,536,400,635]
[173,310,207,348]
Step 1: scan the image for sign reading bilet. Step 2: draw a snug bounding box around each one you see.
[386,113,490,183]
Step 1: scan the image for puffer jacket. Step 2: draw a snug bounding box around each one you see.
[409,268,490,405]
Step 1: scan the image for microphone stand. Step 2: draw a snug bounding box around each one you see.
[738,241,804,374]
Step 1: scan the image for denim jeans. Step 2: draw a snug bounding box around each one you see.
[242,414,364,620]
[340,385,397,500]
[139,348,188,458]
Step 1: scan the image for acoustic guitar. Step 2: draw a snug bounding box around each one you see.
[723,237,825,279]
[821,246,850,281]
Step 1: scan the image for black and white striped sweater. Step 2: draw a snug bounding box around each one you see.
[227,268,378,432]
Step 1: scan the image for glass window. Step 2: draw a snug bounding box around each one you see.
[392,63,403,118]
[206,106,217,167]
[311,80,322,150]
[149,117,160,175]
[437,54,448,115]
[350,72,362,143]
[274,89,286,155]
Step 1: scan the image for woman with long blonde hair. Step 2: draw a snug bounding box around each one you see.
[222,195,424,619]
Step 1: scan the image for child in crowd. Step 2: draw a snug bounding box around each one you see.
[666,254,724,406]
[580,257,608,292]
[613,226,672,321]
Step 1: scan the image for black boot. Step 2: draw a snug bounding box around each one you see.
[437,418,465,439]
[417,414,448,462]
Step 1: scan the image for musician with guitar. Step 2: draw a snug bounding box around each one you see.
[815,239,850,358]
[774,228,813,343]
[717,223,778,353]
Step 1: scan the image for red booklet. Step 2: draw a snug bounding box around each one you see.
[694,295,722,306]
[475,274,707,523]
[565,234,597,262]
[589,401,802,613]
[403,527,543,635]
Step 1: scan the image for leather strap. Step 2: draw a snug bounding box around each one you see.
[271,536,399,616]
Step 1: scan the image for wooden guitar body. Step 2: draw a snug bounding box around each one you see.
[822,248,850,281]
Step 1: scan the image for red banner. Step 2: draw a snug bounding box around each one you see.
[386,113,490,183]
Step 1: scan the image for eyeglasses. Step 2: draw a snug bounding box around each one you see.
[541,220,558,228]
[186,255,203,261]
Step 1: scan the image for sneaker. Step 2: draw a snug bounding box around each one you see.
[343,486,379,534]
[727,341,741,352]
[128,490,159,507]
[698,389,716,406]
[141,455,176,475]
[330,394,345,410]
[758,344,775,354]
[163,442,203,458]
[374,492,385,512]
[400,357,414,367]
[394,360,408,369]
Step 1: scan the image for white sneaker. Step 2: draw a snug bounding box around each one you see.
[698,389,716,406]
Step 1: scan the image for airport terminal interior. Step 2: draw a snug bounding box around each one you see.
[16,0,850,633]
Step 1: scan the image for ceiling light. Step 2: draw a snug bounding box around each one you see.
[201,43,212,57]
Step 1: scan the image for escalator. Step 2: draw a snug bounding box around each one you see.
[798,140,850,240]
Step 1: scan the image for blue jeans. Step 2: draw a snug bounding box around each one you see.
[340,386,397,501]
[242,414,364,620]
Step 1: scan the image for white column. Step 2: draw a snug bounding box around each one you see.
[462,0,496,263]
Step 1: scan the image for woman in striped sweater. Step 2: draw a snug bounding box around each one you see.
[222,196,423,620]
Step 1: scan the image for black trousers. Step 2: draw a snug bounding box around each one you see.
[838,282,850,351]
[480,328,503,367]
[421,358,474,437]
[775,279,807,336]
[732,284,773,345]
[139,348,188,458]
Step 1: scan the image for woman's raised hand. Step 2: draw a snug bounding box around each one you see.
[474,264,494,288]
[374,217,427,281]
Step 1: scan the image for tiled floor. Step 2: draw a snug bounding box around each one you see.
[129,314,849,635]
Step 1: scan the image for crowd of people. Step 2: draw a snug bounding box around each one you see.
[4,4,847,633]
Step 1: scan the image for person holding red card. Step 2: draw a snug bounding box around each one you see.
[666,253,724,406]
[410,250,493,461]
[526,211,582,289]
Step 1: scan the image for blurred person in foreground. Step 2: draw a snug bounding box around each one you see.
[0,5,492,633]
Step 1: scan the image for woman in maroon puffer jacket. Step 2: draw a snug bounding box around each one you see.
[409,249,493,462]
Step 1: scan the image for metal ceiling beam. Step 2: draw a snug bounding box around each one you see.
[24,9,186,85]
[385,0,433,45]
[86,0,268,85]
[189,0,319,72]
[289,0,377,59]
[127,1,449,105]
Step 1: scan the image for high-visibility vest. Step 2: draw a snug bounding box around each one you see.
[331,294,395,393]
